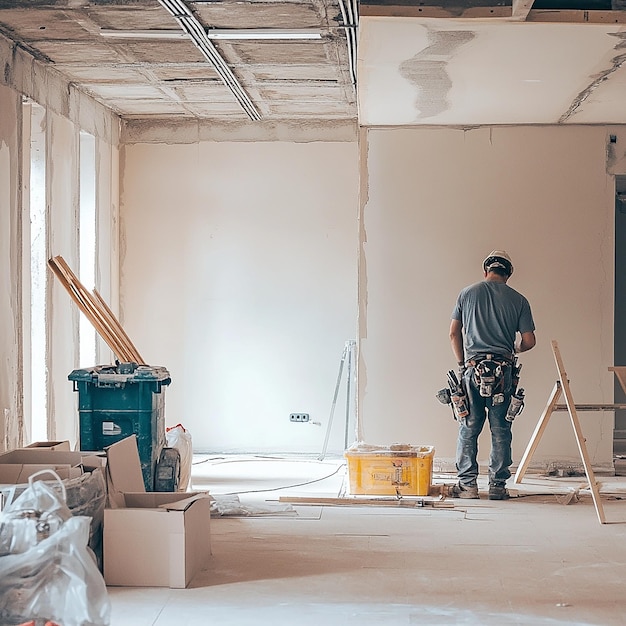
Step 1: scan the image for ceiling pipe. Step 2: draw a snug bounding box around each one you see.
[338,0,358,87]
[157,0,262,120]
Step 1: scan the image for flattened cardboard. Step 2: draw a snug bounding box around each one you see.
[0,449,101,487]
[103,434,145,508]
[0,464,82,484]
[0,449,91,465]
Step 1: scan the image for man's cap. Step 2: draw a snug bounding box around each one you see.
[483,250,514,275]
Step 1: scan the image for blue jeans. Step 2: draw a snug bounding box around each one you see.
[456,364,513,488]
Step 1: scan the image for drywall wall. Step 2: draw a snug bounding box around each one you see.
[119,140,359,454]
[359,125,619,470]
[0,83,23,451]
[0,36,121,449]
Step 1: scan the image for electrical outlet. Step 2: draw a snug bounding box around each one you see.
[290,413,310,423]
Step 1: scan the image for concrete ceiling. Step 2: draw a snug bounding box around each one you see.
[1,0,626,128]
[0,0,358,125]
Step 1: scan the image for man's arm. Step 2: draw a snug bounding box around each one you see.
[449,319,465,364]
[515,331,536,353]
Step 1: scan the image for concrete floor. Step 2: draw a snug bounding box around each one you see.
[107,456,626,626]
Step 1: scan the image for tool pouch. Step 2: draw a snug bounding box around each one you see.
[450,389,469,420]
[505,388,525,422]
[473,357,507,401]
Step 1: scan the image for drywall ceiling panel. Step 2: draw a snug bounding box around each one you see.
[561,60,626,123]
[358,16,626,126]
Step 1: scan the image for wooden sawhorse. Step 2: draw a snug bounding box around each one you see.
[514,340,626,525]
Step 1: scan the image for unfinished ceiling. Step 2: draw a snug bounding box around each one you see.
[0,0,357,125]
[1,0,626,128]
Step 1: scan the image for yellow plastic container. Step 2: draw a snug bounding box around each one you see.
[344,444,435,496]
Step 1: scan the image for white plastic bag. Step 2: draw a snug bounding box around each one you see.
[166,423,193,491]
[0,470,111,626]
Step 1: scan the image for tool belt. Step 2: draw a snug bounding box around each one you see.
[467,354,511,404]
[466,353,513,367]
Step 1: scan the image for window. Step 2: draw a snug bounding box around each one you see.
[25,101,47,442]
[79,131,97,368]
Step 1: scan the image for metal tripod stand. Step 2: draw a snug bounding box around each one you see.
[318,340,356,461]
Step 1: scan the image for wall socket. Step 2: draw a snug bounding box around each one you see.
[290,413,310,423]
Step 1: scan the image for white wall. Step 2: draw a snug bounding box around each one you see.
[3,26,626,471]
[0,83,23,451]
[120,141,359,454]
[359,125,619,470]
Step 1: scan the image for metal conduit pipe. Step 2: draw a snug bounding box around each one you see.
[160,0,260,119]
[338,0,358,87]
[158,0,262,120]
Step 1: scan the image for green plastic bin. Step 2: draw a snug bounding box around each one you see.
[69,363,171,491]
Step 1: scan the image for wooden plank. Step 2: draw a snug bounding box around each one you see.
[92,289,145,364]
[359,4,510,18]
[512,0,534,20]
[51,256,136,362]
[553,404,626,411]
[609,366,626,396]
[48,257,130,362]
[527,9,626,23]
[48,256,143,363]
[279,495,453,508]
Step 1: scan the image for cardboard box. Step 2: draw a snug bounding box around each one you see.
[0,453,107,568]
[103,435,211,588]
[0,448,101,485]
[23,440,72,451]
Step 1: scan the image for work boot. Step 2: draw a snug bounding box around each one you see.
[488,485,510,500]
[449,483,479,499]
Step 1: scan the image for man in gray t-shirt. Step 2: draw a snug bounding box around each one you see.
[448,250,536,501]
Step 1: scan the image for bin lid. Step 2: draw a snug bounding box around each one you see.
[68,363,171,385]
[344,442,434,457]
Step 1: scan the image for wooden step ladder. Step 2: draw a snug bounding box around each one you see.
[513,340,626,525]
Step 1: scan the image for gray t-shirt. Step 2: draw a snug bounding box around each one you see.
[451,280,535,360]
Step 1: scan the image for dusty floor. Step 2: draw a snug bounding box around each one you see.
[107,455,626,625]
